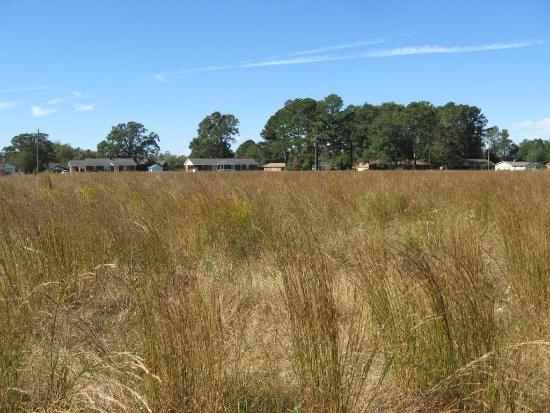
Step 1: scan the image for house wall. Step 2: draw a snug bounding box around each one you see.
[496,163,525,171]
[72,165,135,172]
[3,164,16,174]
[185,163,258,171]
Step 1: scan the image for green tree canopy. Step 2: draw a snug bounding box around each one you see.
[189,112,239,158]
[516,138,549,163]
[235,139,263,161]
[156,151,188,170]
[1,132,56,173]
[489,129,517,161]
[51,141,96,166]
[259,98,492,169]
[260,97,320,170]
[261,104,294,163]
[97,122,160,163]
[404,101,436,167]
[367,102,408,166]
[428,103,487,168]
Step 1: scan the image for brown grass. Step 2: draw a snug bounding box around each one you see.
[0,170,549,412]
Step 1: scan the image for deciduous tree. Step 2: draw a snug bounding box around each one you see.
[97,121,160,163]
[189,112,239,158]
[1,132,56,173]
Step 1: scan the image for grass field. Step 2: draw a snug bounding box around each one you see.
[1,171,549,412]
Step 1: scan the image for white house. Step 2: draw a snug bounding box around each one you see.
[148,163,164,172]
[495,161,545,171]
[184,158,259,172]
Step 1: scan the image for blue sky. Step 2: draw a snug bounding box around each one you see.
[1,0,549,156]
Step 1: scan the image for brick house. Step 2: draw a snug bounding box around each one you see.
[68,158,137,173]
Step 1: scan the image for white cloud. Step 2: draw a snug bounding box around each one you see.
[284,38,387,57]
[0,86,52,93]
[153,72,169,82]
[47,98,68,105]
[0,102,17,110]
[174,64,234,75]
[74,103,95,112]
[243,55,347,67]
[513,117,550,140]
[31,106,58,117]
[242,41,539,67]
[365,40,543,57]
[72,90,90,98]
[155,39,543,76]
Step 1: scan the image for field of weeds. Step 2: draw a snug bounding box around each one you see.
[0,170,549,412]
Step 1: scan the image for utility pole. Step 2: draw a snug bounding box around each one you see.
[36,129,39,174]
[487,131,492,170]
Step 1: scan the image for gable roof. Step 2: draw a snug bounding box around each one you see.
[462,158,495,167]
[148,163,164,171]
[68,158,137,167]
[185,158,259,166]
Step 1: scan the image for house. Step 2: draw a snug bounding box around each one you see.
[354,162,370,171]
[495,161,545,171]
[354,160,431,170]
[67,158,137,173]
[262,162,286,171]
[315,161,330,171]
[2,163,16,174]
[461,159,495,170]
[184,158,259,172]
[148,163,164,172]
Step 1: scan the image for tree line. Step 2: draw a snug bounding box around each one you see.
[1,122,186,173]
[193,96,548,169]
[236,95,516,169]
[2,95,549,173]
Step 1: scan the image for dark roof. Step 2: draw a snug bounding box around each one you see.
[463,159,495,167]
[68,158,137,167]
[185,158,259,166]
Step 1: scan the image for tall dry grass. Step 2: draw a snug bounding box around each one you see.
[0,170,548,412]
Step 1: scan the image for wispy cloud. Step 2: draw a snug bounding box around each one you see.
[285,38,387,57]
[74,103,95,112]
[514,117,550,139]
[176,64,233,74]
[72,90,90,98]
[47,98,68,105]
[31,106,58,117]
[153,72,169,82]
[155,39,542,78]
[242,55,348,67]
[247,40,543,66]
[0,102,17,110]
[154,65,234,81]
[0,86,52,93]
[364,41,543,57]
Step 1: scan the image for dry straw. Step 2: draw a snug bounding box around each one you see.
[0,170,548,412]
